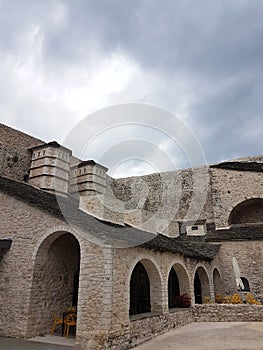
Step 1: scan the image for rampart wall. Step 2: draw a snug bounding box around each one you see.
[109,167,215,235]
[0,123,44,182]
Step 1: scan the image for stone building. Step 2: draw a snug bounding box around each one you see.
[1,122,263,349]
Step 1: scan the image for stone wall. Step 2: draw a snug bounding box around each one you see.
[109,303,263,349]
[109,166,214,235]
[210,167,263,228]
[193,304,263,322]
[108,246,218,345]
[0,189,113,350]
[127,310,193,349]
[0,193,62,337]
[216,241,263,296]
[0,123,44,182]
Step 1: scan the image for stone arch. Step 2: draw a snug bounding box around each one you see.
[167,262,191,308]
[193,265,210,304]
[129,257,163,315]
[229,198,263,225]
[31,225,84,261]
[27,230,81,337]
[213,268,224,297]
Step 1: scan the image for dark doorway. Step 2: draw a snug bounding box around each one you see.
[168,268,180,308]
[72,270,79,307]
[240,277,250,292]
[194,273,202,304]
[130,262,151,315]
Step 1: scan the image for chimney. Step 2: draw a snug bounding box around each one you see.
[70,160,108,197]
[28,142,72,196]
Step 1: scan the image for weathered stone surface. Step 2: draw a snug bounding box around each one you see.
[1,123,263,349]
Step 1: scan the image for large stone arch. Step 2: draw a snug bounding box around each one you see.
[228,198,263,225]
[167,262,191,308]
[27,230,81,337]
[129,257,163,315]
[193,265,211,304]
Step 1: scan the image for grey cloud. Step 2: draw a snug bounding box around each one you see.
[0,0,263,173]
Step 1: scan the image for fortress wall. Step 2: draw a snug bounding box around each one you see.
[108,167,214,235]
[0,123,44,182]
[210,168,263,228]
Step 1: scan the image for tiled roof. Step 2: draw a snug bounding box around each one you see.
[0,175,219,260]
[206,223,263,241]
[140,234,220,261]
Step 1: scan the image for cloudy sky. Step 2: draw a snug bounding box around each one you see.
[0,0,263,177]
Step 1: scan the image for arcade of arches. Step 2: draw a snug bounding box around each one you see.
[129,260,221,315]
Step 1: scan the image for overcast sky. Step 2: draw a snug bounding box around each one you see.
[0,0,263,177]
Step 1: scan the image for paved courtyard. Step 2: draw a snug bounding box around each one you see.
[0,336,77,350]
[134,322,263,350]
[1,322,263,350]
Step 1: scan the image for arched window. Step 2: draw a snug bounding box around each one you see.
[213,268,223,296]
[239,277,250,292]
[194,266,210,304]
[194,273,202,304]
[168,268,180,308]
[130,262,151,315]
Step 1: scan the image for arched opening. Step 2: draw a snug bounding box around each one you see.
[129,262,150,315]
[239,277,250,292]
[213,268,223,297]
[72,270,80,307]
[194,273,202,304]
[168,268,180,308]
[194,266,210,304]
[129,259,163,316]
[229,198,263,225]
[27,232,80,337]
[168,263,191,308]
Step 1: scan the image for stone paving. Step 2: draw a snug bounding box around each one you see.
[1,322,263,350]
[134,322,263,350]
[0,336,77,350]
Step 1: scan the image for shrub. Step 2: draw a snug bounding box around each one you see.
[215,294,223,303]
[175,293,191,308]
[204,296,212,304]
[231,293,243,304]
[223,295,232,304]
[246,293,261,305]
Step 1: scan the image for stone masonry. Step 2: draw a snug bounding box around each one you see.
[1,123,263,349]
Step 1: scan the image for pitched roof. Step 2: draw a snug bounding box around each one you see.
[206,223,263,242]
[140,234,219,261]
[0,175,219,260]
